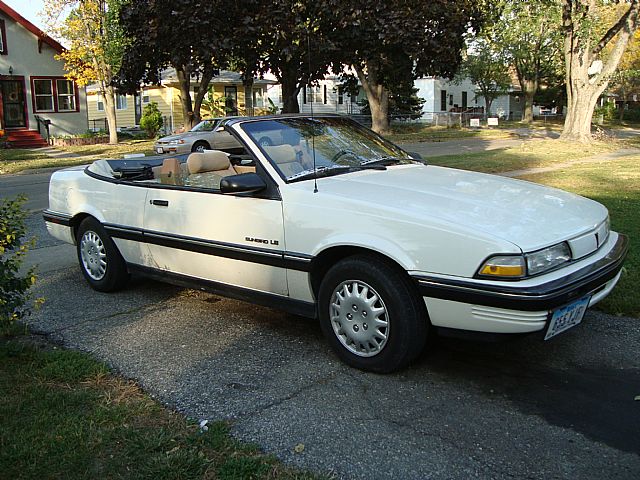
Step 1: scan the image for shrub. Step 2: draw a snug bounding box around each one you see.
[0,196,41,335]
[140,102,164,138]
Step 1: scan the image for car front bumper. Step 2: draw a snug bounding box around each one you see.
[153,143,191,155]
[412,232,628,335]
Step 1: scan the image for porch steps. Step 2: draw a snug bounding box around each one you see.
[6,130,49,148]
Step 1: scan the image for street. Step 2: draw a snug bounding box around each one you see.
[1,157,639,479]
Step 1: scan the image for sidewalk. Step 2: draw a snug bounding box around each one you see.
[28,146,82,159]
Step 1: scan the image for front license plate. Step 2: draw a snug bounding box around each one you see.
[544,296,591,340]
[156,147,164,154]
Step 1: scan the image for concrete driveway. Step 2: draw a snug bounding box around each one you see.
[2,165,639,479]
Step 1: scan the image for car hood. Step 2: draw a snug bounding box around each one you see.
[311,164,608,252]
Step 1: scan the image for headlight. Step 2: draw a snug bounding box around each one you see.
[169,139,185,145]
[478,255,526,278]
[525,242,571,276]
[478,242,572,279]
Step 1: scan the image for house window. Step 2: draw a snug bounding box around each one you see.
[449,94,454,106]
[97,94,104,111]
[0,19,7,55]
[323,85,327,104]
[440,90,447,111]
[116,94,127,110]
[304,85,322,104]
[142,89,150,104]
[253,88,264,108]
[302,86,306,104]
[34,79,55,112]
[462,92,468,109]
[56,79,76,111]
[338,87,344,105]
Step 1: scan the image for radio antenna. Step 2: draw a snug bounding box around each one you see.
[307,33,318,193]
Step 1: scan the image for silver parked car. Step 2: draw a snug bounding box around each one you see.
[154,118,243,154]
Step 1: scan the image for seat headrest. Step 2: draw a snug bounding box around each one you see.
[263,144,296,164]
[187,150,230,174]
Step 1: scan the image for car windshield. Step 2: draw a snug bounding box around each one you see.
[191,119,219,132]
[240,117,414,181]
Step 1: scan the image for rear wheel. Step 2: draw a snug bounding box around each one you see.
[318,255,428,372]
[192,141,210,153]
[76,217,129,292]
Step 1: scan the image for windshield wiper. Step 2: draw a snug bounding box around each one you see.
[288,165,351,183]
[360,156,403,166]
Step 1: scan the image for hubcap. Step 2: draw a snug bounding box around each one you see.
[80,230,107,281]
[329,280,389,357]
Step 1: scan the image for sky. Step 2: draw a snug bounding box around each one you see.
[4,0,47,31]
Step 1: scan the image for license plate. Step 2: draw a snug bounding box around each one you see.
[544,295,591,340]
[156,147,164,154]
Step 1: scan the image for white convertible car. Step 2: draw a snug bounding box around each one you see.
[44,115,628,372]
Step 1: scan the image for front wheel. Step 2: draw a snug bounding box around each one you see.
[192,141,210,153]
[318,255,428,373]
[76,217,129,292]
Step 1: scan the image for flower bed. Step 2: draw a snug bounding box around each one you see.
[51,136,110,147]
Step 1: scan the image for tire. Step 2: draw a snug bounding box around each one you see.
[318,255,428,373]
[258,136,273,147]
[192,141,210,153]
[76,217,129,292]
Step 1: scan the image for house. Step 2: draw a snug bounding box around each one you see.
[415,77,523,123]
[86,70,276,134]
[265,75,365,115]
[0,0,88,147]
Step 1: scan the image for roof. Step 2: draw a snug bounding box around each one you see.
[86,69,277,92]
[0,0,65,53]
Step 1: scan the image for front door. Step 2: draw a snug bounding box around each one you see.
[0,79,26,128]
[224,86,238,115]
[143,189,288,296]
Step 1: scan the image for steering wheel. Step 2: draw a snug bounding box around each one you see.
[331,149,359,163]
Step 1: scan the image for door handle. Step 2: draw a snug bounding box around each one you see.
[151,199,169,207]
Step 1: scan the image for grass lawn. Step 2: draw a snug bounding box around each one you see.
[427,138,619,174]
[0,140,155,175]
[0,335,319,480]
[518,156,640,318]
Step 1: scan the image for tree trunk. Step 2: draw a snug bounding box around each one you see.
[176,67,195,130]
[280,71,300,114]
[560,0,640,142]
[521,79,537,123]
[484,97,492,117]
[355,64,390,134]
[193,67,215,124]
[101,84,118,145]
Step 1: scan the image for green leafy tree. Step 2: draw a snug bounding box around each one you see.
[489,1,563,123]
[458,40,512,114]
[0,197,41,335]
[139,102,164,138]
[44,0,127,144]
[325,1,486,134]
[561,1,640,142]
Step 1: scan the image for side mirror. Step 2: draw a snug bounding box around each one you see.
[407,151,423,160]
[220,173,266,194]
[216,126,226,132]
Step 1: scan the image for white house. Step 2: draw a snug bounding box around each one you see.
[0,0,88,146]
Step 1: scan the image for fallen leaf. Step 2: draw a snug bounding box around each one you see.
[294,443,305,453]
[634,395,640,401]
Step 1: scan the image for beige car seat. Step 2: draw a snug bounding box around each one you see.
[262,144,305,177]
[157,157,185,185]
[185,150,238,189]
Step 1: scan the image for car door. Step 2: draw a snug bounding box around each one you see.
[142,183,288,296]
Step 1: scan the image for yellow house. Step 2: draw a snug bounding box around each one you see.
[86,69,276,133]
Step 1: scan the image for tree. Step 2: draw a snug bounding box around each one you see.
[458,40,512,114]
[608,28,640,120]
[490,1,563,123]
[233,0,335,114]
[561,1,640,142]
[326,1,485,134]
[44,0,126,144]
[139,102,163,138]
[118,1,231,129]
